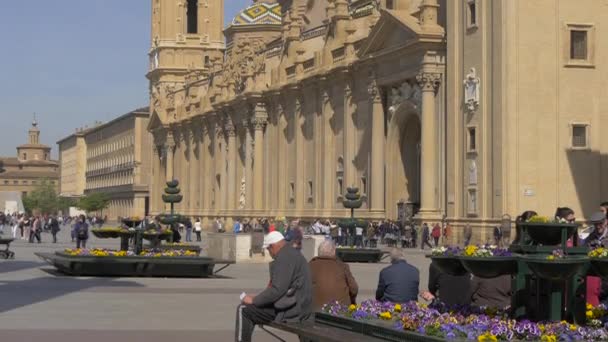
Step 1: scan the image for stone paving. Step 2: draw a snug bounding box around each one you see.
[0,226,432,342]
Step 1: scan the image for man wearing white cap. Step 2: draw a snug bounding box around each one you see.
[235,231,313,342]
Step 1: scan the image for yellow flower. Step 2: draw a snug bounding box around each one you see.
[569,324,577,331]
[541,335,557,342]
[546,255,555,260]
[477,332,498,342]
[464,245,478,256]
[586,310,594,319]
[538,324,545,332]
[379,311,392,320]
[348,304,356,312]
[586,303,593,310]
[394,304,402,312]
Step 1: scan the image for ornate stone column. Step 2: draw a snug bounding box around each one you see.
[189,122,199,214]
[416,70,442,218]
[252,103,268,211]
[368,77,385,212]
[165,132,176,182]
[225,116,237,212]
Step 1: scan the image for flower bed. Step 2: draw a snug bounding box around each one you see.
[322,300,608,341]
[60,248,197,258]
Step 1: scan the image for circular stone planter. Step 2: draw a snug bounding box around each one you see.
[519,222,578,246]
[91,229,135,239]
[520,255,588,281]
[122,219,143,229]
[459,256,518,278]
[336,248,383,263]
[428,255,468,276]
[589,258,608,279]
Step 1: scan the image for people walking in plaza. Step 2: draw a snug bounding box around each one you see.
[493,225,502,247]
[11,214,19,238]
[0,212,5,235]
[431,223,441,247]
[375,248,420,303]
[583,211,608,306]
[309,240,358,310]
[194,218,202,242]
[185,219,193,242]
[463,223,473,246]
[235,231,313,342]
[354,222,364,248]
[420,223,432,250]
[49,215,60,243]
[22,216,31,241]
[74,214,89,249]
[30,215,42,243]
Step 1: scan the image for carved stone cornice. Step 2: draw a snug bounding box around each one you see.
[225,119,236,137]
[251,117,268,131]
[416,72,442,93]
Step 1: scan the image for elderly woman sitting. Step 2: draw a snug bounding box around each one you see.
[308,239,359,310]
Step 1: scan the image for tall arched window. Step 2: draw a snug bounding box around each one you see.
[186,0,198,34]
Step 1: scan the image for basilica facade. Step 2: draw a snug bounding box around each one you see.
[148,0,608,238]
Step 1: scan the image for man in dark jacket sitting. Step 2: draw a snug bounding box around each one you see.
[376,248,420,303]
[236,231,313,342]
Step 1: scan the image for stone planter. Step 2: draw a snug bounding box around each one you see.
[91,229,135,239]
[335,248,384,263]
[459,256,518,278]
[37,252,217,278]
[520,255,588,281]
[519,222,578,246]
[428,255,468,276]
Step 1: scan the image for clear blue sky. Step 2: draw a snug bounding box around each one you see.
[0,0,250,158]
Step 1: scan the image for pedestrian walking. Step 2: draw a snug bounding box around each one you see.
[194,218,202,242]
[185,219,193,242]
[75,214,89,249]
[431,223,441,247]
[50,215,60,243]
[421,223,433,250]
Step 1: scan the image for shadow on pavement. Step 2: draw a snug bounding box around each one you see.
[0,261,45,274]
[0,276,143,314]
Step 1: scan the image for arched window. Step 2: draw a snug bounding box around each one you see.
[186,0,198,34]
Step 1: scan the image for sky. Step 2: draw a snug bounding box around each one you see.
[0,0,251,158]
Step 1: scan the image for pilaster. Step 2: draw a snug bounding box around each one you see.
[416,64,443,221]
[368,76,385,212]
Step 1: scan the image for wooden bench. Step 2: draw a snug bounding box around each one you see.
[261,321,386,342]
[0,238,15,259]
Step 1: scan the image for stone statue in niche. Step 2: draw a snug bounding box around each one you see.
[239,174,246,209]
[468,190,477,213]
[387,80,422,117]
[469,160,477,185]
[463,67,480,113]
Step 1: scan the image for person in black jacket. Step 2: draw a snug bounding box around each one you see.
[236,231,312,342]
[375,248,419,303]
[49,215,61,243]
[421,262,471,306]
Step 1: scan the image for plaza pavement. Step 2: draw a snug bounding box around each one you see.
[0,226,432,342]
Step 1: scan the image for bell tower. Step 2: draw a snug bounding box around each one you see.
[147,0,225,88]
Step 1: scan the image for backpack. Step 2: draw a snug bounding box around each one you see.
[77,224,88,239]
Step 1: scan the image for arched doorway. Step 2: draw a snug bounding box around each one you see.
[386,103,421,220]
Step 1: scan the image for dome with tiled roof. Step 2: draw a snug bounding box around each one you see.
[232,2,282,26]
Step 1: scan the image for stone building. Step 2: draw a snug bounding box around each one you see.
[0,119,59,211]
[57,108,151,220]
[57,127,91,199]
[147,0,608,239]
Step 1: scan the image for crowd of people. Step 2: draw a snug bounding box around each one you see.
[234,202,608,342]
